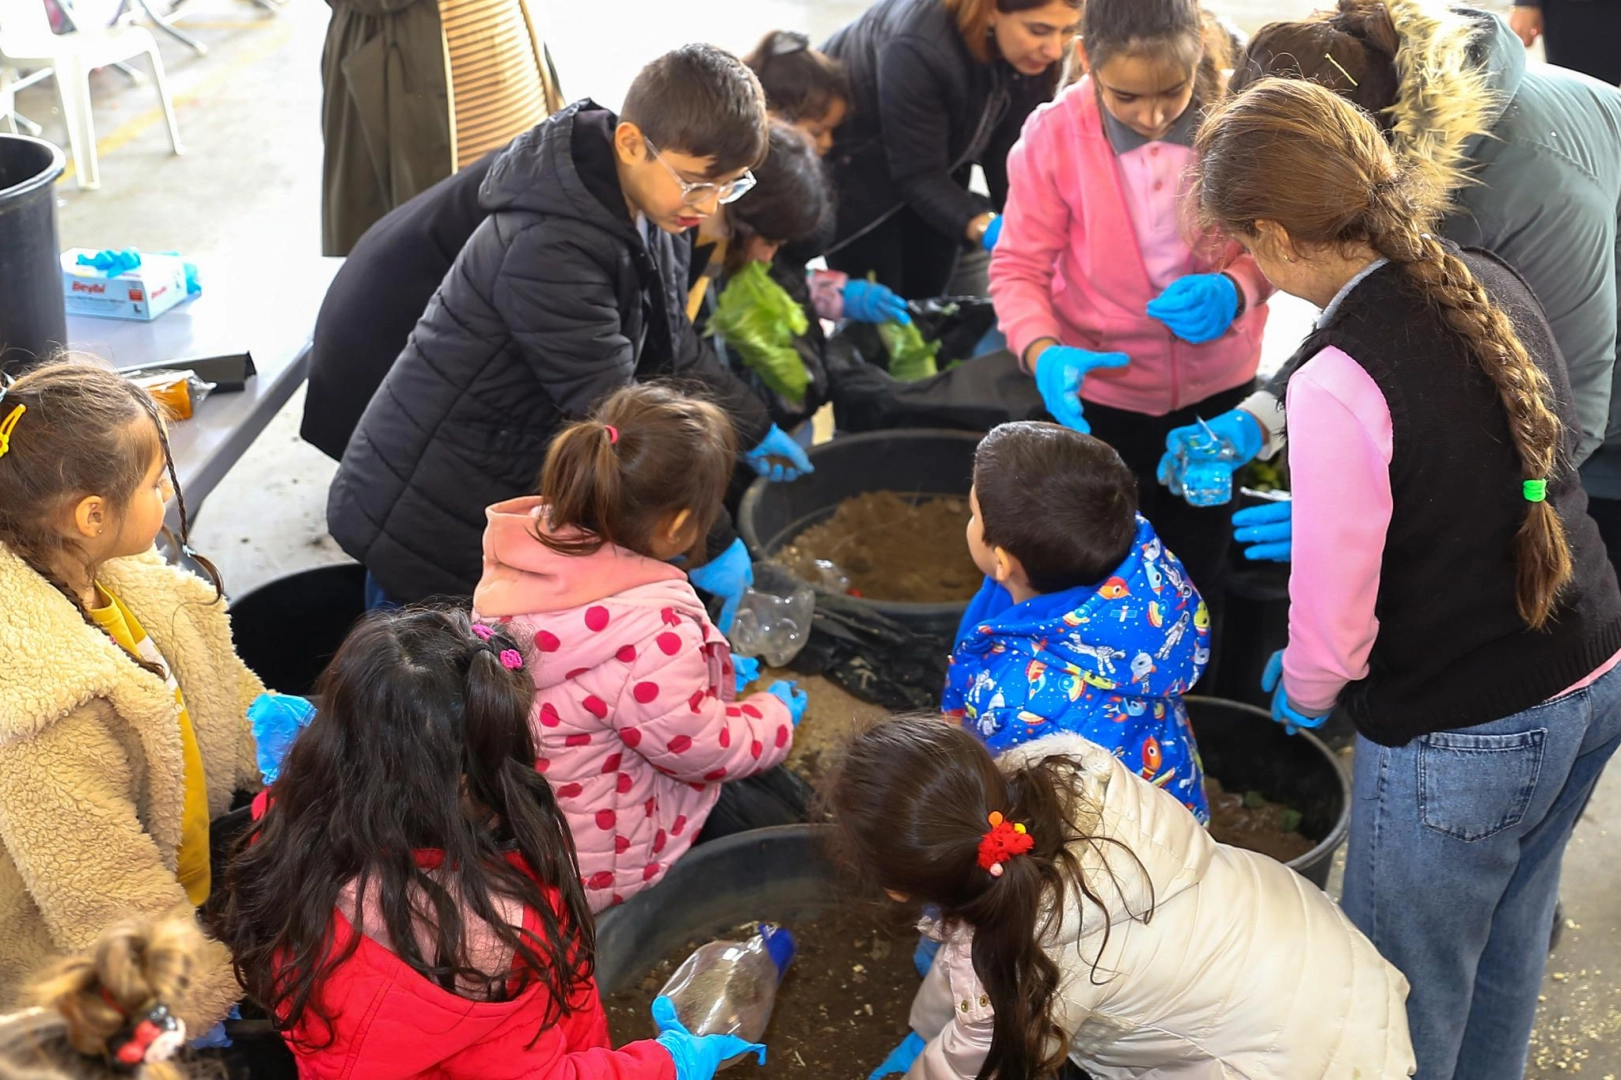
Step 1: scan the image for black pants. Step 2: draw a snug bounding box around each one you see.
[694,766,812,844]
[1081,381,1254,600]
[1542,0,1621,86]
[828,206,963,301]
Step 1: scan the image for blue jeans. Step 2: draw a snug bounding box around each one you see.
[363,571,399,612]
[1342,661,1621,1080]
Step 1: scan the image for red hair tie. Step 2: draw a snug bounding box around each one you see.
[604,424,619,445]
[977,811,1033,878]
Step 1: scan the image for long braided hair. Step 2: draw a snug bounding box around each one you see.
[1193,77,1571,628]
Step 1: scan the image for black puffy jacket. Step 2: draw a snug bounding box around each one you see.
[820,0,1058,253]
[301,151,494,461]
[326,101,771,602]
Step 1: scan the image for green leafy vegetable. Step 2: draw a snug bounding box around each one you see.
[1279,808,1304,834]
[706,262,810,404]
[1242,790,1267,810]
[878,319,940,382]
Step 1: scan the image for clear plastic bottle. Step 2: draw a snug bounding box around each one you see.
[728,586,815,667]
[657,925,796,1064]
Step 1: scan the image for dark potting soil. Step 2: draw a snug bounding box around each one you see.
[775,491,981,604]
[604,903,920,1079]
[1204,778,1315,864]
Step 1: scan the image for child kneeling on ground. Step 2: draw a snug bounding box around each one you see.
[834,717,1416,1078]
[946,421,1211,820]
[222,609,761,1080]
[474,384,807,913]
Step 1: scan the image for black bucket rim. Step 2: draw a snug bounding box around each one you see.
[737,427,987,619]
[0,134,67,202]
[1186,693,1351,871]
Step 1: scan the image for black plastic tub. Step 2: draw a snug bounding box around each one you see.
[228,563,368,694]
[1188,695,1349,888]
[0,135,68,372]
[599,699,1350,989]
[737,429,982,638]
[595,824,846,995]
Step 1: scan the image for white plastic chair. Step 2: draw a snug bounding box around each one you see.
[0,0,181,189]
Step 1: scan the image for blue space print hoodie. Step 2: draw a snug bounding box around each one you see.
[943,516,1212,820]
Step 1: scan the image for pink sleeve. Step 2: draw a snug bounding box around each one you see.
[989,117,1075,367]
[1282,346,1394,714]
[1220,246,1274,313]
[613,622,793,783]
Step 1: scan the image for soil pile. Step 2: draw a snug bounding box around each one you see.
[1204,778,1315,864]
[775,492,980,604]
[605,904,920,1079]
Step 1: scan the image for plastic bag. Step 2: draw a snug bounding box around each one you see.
[708,261,812,404]
[827,346,1045,434]
[729,584,815,667]
[657,924,796,1061]
[129,370,215,421]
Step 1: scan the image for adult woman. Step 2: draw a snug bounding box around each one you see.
[819,0,1082,299]
[1160,0,1621,566]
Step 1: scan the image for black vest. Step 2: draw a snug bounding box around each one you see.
[1283,249,1621,746]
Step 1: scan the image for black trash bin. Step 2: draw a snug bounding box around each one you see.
[229,563,368,694]
[0,135,68,373]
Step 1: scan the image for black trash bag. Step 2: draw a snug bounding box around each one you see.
[751,559,951,711]
[837,295,1000,373]
[827,343,1047,434]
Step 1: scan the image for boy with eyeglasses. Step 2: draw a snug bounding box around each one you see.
[328,44,811,614]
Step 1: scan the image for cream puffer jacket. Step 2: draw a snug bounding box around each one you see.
[0,545,262,1027]
[907,733,1416,1079]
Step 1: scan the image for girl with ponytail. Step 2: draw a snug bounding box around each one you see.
[221,608,758,1080]
[1194,77,1621,1080]
[831,716,1414,1078]
[473,383,807,915]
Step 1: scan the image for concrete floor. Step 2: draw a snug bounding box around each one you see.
[14,0,1608,1075]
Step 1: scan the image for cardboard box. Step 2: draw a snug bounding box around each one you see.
[61,250,190,321]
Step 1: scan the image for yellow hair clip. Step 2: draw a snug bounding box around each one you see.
[0,404,25,460]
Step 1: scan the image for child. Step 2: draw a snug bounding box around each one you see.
[742,30,850,157]
[833,717,1416,1078]
[989,0,1267,594]
[945,421,1211,820]
[222,608,762,1080]
[327,43,813,611]
[2,916,224,1080]
[0,361,260,1026]
[473,385,808,913]
[1194,79,1621,1080]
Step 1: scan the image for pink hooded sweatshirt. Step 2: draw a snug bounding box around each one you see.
[989,78,1270,417]
[473,497,794,913]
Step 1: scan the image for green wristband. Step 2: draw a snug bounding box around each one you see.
[1523,479,1548,503]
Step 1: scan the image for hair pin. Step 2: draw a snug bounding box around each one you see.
[471,623,495,641]
[1324,52,1359,87]
[604,424,620,445]
[106,1002,186,1069]
[499,649,525,671]
[0,403,25,460]
[770,30,810,56]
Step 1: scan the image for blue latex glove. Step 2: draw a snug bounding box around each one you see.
[1261,650,1330,735]
[689,538,754,634]
[1146,273,1239,344]
[653,996,766,1080]
[767,680,808,725]
[843,279,912,325]
[745,424,815,483]
[1156,408,1264,494]
[870,1033,927,1080]
[981,214,1003,252]
[76,248,142,276]
[912,936,940,978]
[1033,346,1130,433]
[733,654,761,694]
[1232,499,1292,561]
[247,693,317,783]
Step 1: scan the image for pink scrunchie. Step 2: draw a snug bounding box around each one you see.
[499,649,524,671]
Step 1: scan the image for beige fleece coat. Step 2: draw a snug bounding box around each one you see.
[0,545,263,1026]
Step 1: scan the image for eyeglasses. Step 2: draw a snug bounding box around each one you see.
[645,138,756,206]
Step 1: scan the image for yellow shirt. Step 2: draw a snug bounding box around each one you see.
[89,585,212,906]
